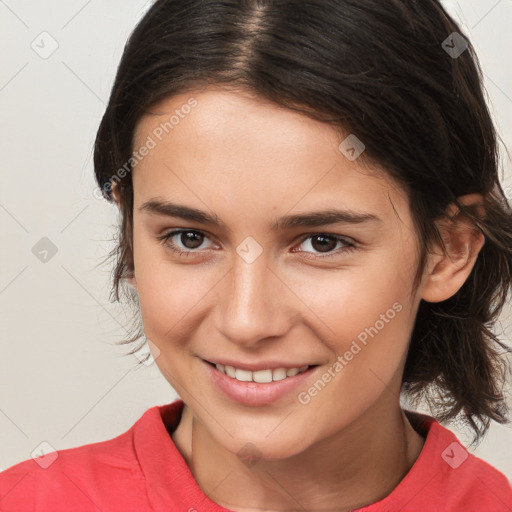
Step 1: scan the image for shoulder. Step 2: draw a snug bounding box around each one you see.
[362,411,512,512]
[0,404,168,512]
[435,433,512,512]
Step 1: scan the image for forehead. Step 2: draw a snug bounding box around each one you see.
[131,87,410,227]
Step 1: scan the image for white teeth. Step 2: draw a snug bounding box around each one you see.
[253,369,273,383]
[272,368,287,381]
[235,368,252,382]
[224,365,236,378]
[214,363,309,382]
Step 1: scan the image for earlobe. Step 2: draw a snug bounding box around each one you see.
[112,182,121,205]
[127,274,137,290]
[420,193,485,304]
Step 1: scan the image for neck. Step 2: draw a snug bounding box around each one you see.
[172,396,425,511]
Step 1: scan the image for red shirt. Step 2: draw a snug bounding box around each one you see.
[1,399,511,511]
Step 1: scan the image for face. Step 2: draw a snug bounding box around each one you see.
[129,86,426,459]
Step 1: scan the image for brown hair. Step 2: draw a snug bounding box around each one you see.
[93,0,512,442]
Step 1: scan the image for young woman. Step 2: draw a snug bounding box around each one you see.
[1,0,512,510]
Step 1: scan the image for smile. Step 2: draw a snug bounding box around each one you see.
[202,359,320,406]
[212,363,310,383]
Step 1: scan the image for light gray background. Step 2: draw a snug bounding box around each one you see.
[1,0,511,481]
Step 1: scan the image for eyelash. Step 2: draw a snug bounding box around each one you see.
[157,230,357,259]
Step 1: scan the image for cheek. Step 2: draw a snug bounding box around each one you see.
[292,261,417,435]
[288,246,419,384]
[132,230,215,344]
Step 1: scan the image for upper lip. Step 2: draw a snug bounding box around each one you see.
[202,358,317,372]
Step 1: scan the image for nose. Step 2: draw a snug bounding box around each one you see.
[214,249,293,347]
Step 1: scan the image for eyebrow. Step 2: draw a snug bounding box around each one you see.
[139,199,382,232]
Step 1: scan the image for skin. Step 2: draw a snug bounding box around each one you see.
[113,85,485,511]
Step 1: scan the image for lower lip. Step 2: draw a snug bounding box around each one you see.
[202,359,318,407]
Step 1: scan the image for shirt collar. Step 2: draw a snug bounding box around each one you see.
[134,400,448,511]
[133,399,232,511]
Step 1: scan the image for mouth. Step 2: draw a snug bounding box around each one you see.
[202,358,320,406]
[203,360,317,383]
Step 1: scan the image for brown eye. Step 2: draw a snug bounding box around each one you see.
[179,231,204,249]
[295,233,356,258]
[158,230,216,255]
[309,235,338,253]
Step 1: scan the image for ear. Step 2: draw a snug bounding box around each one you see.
[126,274,137,290]
[112,182,121,205]
[112,183,136,290]
[420,193,485,303]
